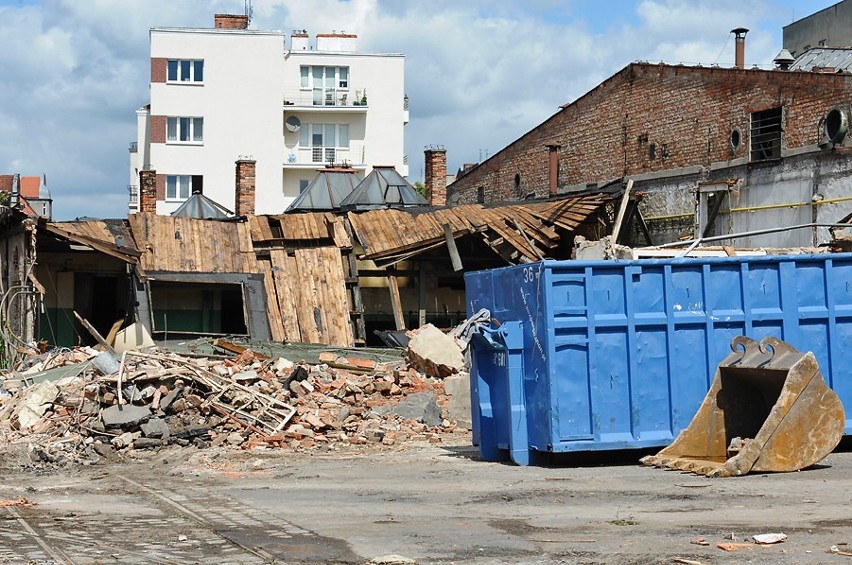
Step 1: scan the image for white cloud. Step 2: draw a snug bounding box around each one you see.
[0,0,834,219]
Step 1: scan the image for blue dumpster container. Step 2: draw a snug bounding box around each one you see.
[465,253,852,465]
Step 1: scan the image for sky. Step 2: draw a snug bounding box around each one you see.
[0,0,841,220]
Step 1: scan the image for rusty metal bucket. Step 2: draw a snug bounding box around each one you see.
[641,336,845,477]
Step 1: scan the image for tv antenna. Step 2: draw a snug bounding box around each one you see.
[244,0,253,25]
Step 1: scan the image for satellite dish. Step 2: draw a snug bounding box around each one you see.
[285,116,301,132]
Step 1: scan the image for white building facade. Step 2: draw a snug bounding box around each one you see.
[130,14,407,215]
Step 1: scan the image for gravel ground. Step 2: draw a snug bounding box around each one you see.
[0,437,850,564]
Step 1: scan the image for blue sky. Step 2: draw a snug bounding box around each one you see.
[0,0,841,219]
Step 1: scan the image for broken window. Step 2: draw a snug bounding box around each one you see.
[150,281,247,336]
[166,175,202,200]
[750,107,782,161]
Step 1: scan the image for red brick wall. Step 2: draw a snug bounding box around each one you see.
[151,58,167,83]
[150,115,166,144]
[139,169,158,212]
[214,14,248,29]
[424,149,447,206]
[449,64,852,204]
[235,159,256,216]
[156,174,165,200]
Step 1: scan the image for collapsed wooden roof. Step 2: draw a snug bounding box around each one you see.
[128,213,256,273]
[39,218,141,265]
[38,193,610,347]
[347,194,609,266]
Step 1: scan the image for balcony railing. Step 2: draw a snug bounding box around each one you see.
[128,184,139,211]
[283,87,368,108]
[286,143,365,166]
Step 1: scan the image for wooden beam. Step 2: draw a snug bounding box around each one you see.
[73,311,116,354]
[611,178,633,243]
[443,223,464,272]
[388,276,405,330]
[418,262,426,328]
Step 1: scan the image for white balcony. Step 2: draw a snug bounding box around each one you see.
[283,142,367,169]
[283,87,368,113]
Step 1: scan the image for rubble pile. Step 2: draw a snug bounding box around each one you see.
[0,344,468,466]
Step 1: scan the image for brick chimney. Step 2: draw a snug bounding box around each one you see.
[215,13,249,29]
[732,27,748,69]
[546,144,560,196]
[424,147,447,207]
[235,159,256,216]
[139,169,158,213]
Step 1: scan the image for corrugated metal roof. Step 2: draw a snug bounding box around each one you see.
[790,48,852,72]
[285,168,358,212]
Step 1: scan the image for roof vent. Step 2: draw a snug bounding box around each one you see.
[774,49,795,70]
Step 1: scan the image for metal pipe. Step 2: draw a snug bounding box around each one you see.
[653,223,852,249]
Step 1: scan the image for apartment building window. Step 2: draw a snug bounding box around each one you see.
[300,123,349,163]
[167,117,203,144]
[300,66,349,105]
[166,175,202,201]
[167,59,204,83]
[750,107,782,161]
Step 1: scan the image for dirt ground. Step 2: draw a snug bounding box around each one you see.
[0,436,851,564]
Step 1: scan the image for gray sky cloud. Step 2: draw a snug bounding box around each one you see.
[0,0,838,219]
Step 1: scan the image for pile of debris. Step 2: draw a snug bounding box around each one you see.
[0,341,470,466]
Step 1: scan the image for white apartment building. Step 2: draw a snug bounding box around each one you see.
[130,13,408,215]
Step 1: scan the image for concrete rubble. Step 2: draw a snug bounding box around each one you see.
[0,339,472,466]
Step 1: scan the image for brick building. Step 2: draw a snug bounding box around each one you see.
[447,61,852,247]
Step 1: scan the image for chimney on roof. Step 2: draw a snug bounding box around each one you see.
[291,30,309,50]
[546,144,561,197]
[732,27,749,69]
[139,169,158,213]
[424,147,447,207]
[214,13,249,29]
[235,158,256,216]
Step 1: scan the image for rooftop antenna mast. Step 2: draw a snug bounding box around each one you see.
[244,0,253,25]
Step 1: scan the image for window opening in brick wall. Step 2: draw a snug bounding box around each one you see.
[167,59,204,83]
[730,129,742,153]
[514,173,521,191]
[167,117,203,144]
[476,186,485,203]
[750,107,782,161]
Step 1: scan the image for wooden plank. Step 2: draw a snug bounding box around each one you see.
[612,178,633,242]
[259,259,286,342]
[388,275,405,330]
[443,223,464,271]
[292,249,322,343]
[317,246,354,346]
[269,250,302,342]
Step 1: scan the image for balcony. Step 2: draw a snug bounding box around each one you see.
[403,94,409,125]
[283,142,367,169]
[129,141,138,153]
[283,87,368,112]
[128,184,139,212]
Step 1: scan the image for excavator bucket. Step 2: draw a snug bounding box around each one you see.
[641,336,845,477]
